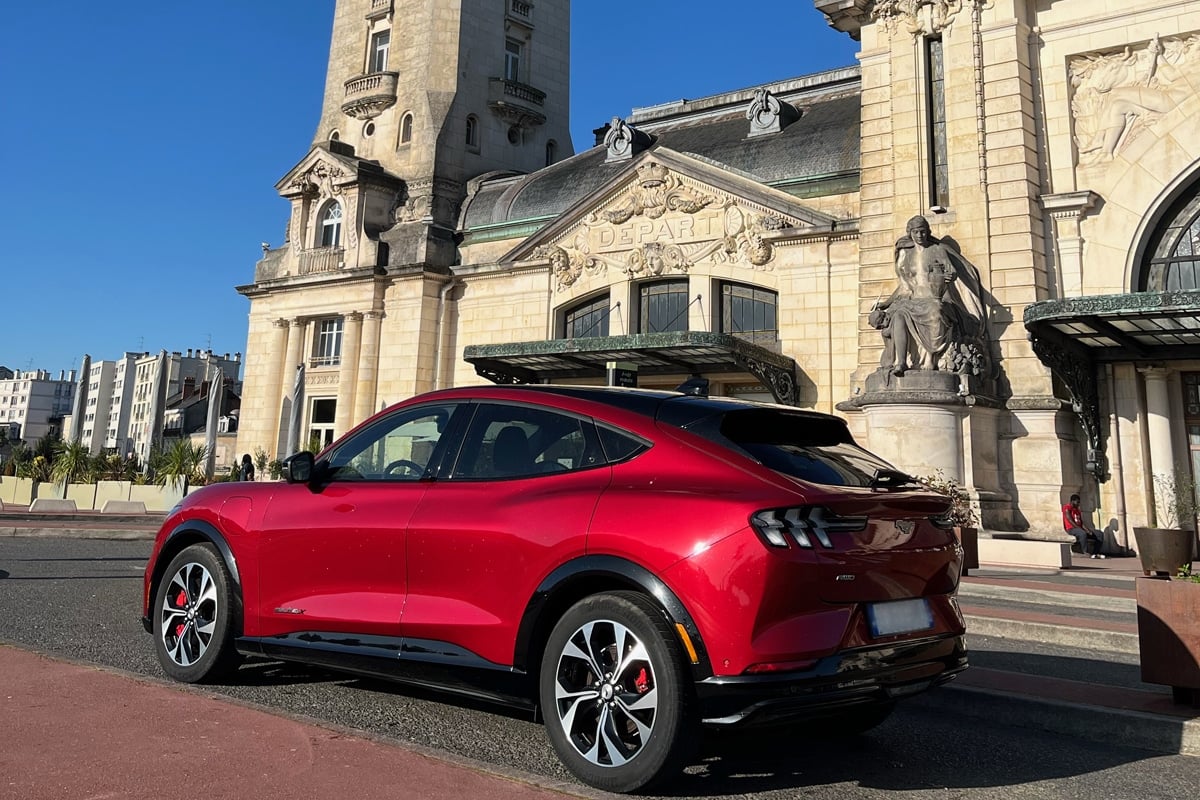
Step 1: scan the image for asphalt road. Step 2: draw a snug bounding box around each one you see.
[0,535,1195,800]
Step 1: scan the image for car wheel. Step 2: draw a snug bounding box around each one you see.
[153,543,240,684]
[539,591,697,793]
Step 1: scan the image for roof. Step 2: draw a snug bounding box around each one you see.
[1023,290,1200,362]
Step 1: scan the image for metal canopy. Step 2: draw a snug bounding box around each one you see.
[1023,290,1200,483]
[463,331,800,405]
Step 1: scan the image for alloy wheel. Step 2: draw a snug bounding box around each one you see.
[159,560,220,668]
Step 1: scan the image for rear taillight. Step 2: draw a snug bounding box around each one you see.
[930,514,955,529]
[750,506,868,549]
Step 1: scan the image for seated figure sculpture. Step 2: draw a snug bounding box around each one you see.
[870,215,986,379]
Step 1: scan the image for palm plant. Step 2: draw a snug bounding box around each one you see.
[9,442,31,478]
[155,439,207,488]
[51,441,95,486]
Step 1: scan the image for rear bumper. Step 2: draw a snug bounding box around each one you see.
[695,633,967,727]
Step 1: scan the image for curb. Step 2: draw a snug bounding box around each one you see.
[918,683,1200,757]
[0,527,156,540]
[958,582,1137,613]
[964,614,1140,655]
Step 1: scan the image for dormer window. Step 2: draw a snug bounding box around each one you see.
[319,202,343,248]
[371,30,390,72]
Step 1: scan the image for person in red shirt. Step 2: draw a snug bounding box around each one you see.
[1063,493,1105,558]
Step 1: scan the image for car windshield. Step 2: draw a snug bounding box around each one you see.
[692,408,901,488]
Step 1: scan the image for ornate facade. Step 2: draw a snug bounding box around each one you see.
[237,0,1200,545]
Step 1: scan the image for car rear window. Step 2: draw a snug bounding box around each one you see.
[690,408,899,488]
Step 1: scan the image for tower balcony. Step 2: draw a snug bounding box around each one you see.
[342,71,399,120]
[487,78,546,129]
[297,247,345,275]
[506,0,533,26]
[366,0,392,20]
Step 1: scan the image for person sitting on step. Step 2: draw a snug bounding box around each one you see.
[1062,493,1105,559]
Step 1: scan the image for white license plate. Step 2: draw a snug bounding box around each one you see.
[867,598,934,637]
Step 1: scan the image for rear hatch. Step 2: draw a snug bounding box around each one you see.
[667,404,961,603]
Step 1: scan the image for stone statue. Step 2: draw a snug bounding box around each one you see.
[870,215,987,379]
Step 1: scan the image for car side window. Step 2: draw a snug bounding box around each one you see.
[324,403,457,482]
[450,404,604,480]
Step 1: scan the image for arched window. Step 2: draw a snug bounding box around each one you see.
[400,113,413,145]
[465,115,479,149]
[1140,183,1200,291]
[319,202,343,248]
[545,139,557,166]
[638,280,689,334]
[719,282,778,348]
[563,293,611,339]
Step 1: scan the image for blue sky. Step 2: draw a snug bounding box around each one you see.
[0,1,858,378]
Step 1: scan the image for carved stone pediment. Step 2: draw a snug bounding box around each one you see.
[275,147,361,199]
[512,155,821,292]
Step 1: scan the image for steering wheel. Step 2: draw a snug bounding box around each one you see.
[383,459,424,478]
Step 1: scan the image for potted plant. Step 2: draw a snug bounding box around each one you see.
[920,471,980,575]
[1133,469,1198,576]
[1136,562,1200,706]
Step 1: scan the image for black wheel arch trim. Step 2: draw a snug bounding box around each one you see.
[143,520,243,634]
[513,554,713,679]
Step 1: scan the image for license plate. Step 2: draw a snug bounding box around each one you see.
[867,598,934,637]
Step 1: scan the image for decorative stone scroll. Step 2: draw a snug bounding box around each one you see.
[603,117,652,162]
[534,166,789,292]
[746,88,800,137]
[872,0,967,38]
[289,160,347,196]
[1071,34,1199,165]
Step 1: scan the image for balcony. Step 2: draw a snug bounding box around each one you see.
[487,78,546,129]
[507,0,533,25]
[298,247,345,275]
[341,71,399,120]
[366,0,392,19]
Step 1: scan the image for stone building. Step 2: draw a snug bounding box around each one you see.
[236,0,1200,545]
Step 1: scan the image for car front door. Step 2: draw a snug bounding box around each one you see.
[255,402,462,638]
[403,402,611,667]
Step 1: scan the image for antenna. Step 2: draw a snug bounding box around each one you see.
[205,333,212,352]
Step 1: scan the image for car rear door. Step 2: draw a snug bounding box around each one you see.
[402,401,611,667]
[254,402,462,638]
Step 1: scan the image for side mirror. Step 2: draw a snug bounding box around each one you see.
[285,452,315,484]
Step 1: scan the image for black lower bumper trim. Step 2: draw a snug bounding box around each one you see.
[696,634,967,727]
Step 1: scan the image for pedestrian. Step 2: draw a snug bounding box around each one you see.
[239,453,255,482]
[1062,493,1105,558]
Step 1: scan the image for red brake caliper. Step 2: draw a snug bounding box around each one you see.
[635,667,650,693]
[174,590,187,637]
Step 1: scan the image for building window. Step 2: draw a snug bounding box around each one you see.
[371,30,390,72]
[1140,185,1200,291]
[926,37,949,210]
[638,280,690,334]
[720,282,778,348]
[504,38,522,82]
[312,318,344,367]
[563,293,611,339]
[319,202,343,248]
[309,398,338,450]
[400,113,413,145]
[465,115,479,150]
[545,139,557,166]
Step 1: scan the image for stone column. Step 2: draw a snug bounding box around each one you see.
[262,319,290,449]
[1140,366,1177,487]
[354,311,383,424]
[335,312,363,436]
[1040,191,1099,297]
[279,318,308,454]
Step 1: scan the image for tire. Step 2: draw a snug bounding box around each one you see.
[152,543,241,684]
[539,591,697,793]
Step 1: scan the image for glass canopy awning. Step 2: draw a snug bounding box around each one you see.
[463,331,800,405]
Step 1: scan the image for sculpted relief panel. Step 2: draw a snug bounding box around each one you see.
[1071,34,1200,167]
[533,163,788,292]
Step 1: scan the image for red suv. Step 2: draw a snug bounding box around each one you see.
[142,385,967,792]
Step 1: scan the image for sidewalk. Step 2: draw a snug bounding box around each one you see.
[0,646,577,800]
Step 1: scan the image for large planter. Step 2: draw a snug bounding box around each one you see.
[1135,576,1200,705]
[1132,527,1196,576]
[955,526,979,576]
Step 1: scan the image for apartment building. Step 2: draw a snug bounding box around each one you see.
[0,369,75,445]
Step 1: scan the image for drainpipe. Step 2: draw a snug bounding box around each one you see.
[433,278,462,391]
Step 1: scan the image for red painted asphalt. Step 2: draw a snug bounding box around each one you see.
[0,646,578,800]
